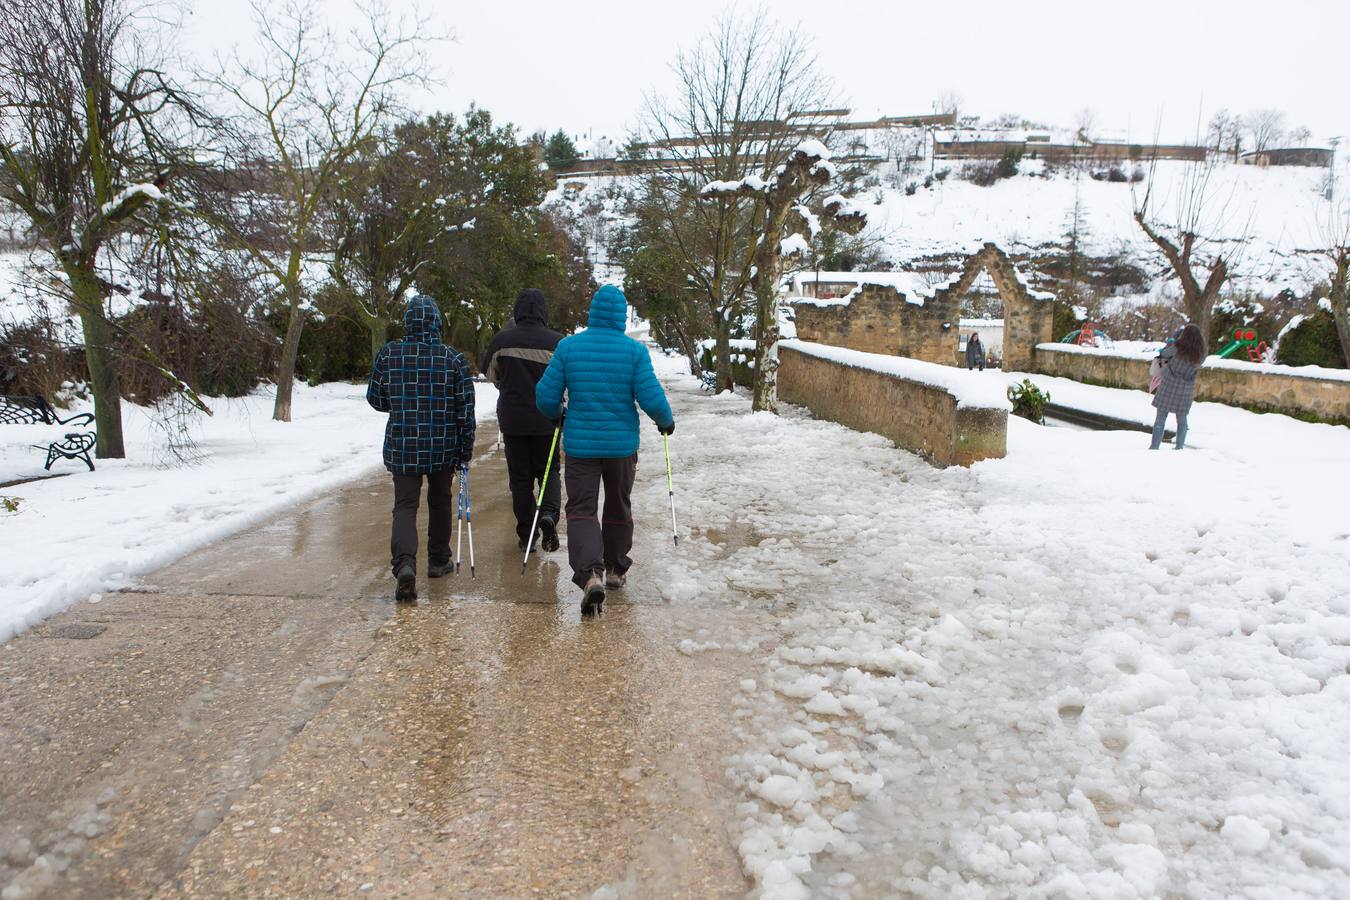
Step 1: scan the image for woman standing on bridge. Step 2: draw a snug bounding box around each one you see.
[1149,323,1206,450]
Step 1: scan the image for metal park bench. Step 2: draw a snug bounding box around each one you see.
[0,395,97,472]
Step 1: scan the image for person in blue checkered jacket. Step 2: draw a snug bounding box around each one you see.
[367,294,476,600]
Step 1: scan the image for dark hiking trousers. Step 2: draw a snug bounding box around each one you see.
[504,433,561,543]
[391,471,453,575]
[564,453,637,588]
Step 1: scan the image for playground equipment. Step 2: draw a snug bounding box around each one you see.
[1060,320,1111,348]
[1215,328,1271,363]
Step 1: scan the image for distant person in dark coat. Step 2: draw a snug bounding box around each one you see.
[1150,323,1206,450]
[965,333,986,371]
[480,289,565,552]
[367,295,476,601]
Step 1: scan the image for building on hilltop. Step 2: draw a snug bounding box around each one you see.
[1238,147,1333,168]
[931,125,1207,164]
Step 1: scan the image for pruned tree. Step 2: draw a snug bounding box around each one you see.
[703,143,865,410]
[1132,156,1249,336]
[1319,196,1350,366]
[204,0,433,422]
[0,0,200,458]
[633,8,834,392]
[1244,108,1286,154]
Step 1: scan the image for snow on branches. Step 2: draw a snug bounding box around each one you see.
[697,138,870,412]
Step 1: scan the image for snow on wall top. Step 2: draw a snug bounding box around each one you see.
[783,340,1012,410]
[1036,342,1350,383]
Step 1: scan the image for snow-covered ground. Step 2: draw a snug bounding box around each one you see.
[641,353,1350,898]
[0,381,499,642]
[862,158,1336,298]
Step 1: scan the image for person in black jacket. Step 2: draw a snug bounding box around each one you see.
[481,289,565,552]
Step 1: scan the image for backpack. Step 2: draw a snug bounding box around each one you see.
[1148,357,1163,393]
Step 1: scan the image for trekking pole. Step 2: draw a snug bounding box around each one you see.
[521,421,562,575]
[462,464,476,578]
[455,470,464,575]
[664,433,679,547]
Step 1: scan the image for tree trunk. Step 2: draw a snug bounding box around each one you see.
[750,204,794,413]
[273,296,307,422]
[369,317,389,366]
[67,265,126,459]
[668,318,703,378]
[714,322,733,392]
[750,270,781,413]
[1187,294,1210,339]
[1331,255,1350,368]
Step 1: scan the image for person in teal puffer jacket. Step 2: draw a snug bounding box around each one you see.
[536,284,674,615]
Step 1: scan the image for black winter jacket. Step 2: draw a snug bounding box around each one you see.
[480,289,564,436]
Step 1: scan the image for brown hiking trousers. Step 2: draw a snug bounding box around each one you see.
[563,453,637,588]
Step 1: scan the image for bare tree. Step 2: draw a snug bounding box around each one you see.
[205,0,433,421]
[1132,155,1250,336]
[1319,196,1350,365]
[1206,109,1242,157]
[1244,108,1287,154]
[1289,125,1313,145]
[0,0,201,458]
[933,90,962,120]
[635,8,834,392]
[1075,107,1098,141]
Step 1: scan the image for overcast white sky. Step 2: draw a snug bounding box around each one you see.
[182,0,1350,149]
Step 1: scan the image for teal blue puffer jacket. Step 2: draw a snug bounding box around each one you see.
[536,285,673,459]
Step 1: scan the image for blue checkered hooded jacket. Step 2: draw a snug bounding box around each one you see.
[367,295,476,476]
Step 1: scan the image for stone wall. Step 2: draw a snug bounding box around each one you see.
[1031,345,1350,426]
[787,243,1054,371]
[778,345,1007,467]
[791,286,958,365]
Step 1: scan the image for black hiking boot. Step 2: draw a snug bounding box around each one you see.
[605,569,626,590]
[428,561,452,578]
[581,573,605,618]
[538,515,560,553]
[395,564,417,603]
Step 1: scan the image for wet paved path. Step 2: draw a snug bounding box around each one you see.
[0,423,755,898]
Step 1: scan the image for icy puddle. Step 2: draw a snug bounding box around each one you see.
[645,360,1350,899]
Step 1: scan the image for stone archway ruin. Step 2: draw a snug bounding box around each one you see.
[788,242,1056,370]
[936,242,1057,372]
